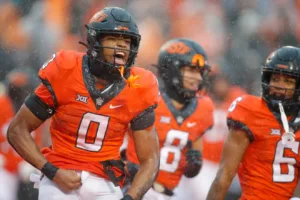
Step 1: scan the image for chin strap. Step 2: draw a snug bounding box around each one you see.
[278,102,295,144]
[118,66,140,88]
[79,41,88,48]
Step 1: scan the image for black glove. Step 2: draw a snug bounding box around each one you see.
[121,194,134,200]
[125,161,140,183]
[184,140,202,178]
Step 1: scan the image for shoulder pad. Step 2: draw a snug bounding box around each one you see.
[130,67,158,90]
[128,67,160,118]
[227,95,255,119]
[39,50,82,81]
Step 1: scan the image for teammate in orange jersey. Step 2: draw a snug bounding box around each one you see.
[203,73,246,164]
[126,38,214,200]
[207,46,300,200]
[7,7,160,200]
[192,72,246,199]
[0,69,42,200]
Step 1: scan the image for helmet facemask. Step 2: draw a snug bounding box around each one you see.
[86,27,140,82]
[262,70,300,115]
[161,59,210,103]
[157,38,210,103]
[180,65,209,97]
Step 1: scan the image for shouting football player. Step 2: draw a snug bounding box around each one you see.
[7,7,160,200]
[207,46,300,200]
[126,38,214,200]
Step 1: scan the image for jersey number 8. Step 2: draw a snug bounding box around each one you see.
[160,130,189,173]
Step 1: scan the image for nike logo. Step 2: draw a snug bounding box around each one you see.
[187,122,197,128]
[109,104,123,109]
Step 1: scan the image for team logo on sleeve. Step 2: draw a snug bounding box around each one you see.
[160,116,171,124]
[76,94,89,104]
[270,129,281,136]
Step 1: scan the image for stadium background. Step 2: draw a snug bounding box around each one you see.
[0,0,300,199]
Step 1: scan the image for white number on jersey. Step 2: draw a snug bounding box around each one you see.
[273,141,299,182]
[76,113,109,152]
[228,96,243,112]
[42,54,56,69]
[160,130,189,173]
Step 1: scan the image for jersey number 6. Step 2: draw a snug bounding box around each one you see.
[273,141,299,182]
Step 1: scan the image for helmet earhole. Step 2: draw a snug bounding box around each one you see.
[89,29,96,36]
[173,77,179,84]
[91,51,97,57]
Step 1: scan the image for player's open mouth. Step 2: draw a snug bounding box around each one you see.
[114,52,126,65]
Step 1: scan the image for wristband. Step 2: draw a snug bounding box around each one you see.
[121,194,134,200]
[41,162,59,180]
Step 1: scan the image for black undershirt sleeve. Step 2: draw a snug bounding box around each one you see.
[24,93,55,121]
[130,105,157,131]
[227,118,254,142]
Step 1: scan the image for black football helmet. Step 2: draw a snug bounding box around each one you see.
[85,7,141,82]
[157,38,210,103]
[262,46,300,114]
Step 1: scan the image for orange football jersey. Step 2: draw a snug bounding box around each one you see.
[126,90,214,190]
[35,50,160,185]
[202,86,246,163]
[227,95,300,200]
[0,94,43,173]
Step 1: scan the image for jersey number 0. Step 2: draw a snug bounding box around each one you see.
[75,113,109,152]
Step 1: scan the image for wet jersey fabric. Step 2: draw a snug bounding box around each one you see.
[127,89,214,190]
[227,95,300,200]
[34,50,160,185]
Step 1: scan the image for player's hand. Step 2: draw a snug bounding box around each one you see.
[184,141,202,178]
[52,169,82,192]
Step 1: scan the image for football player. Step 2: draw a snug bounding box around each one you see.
[207,46,300,200]
[7,7,160,200]
[126,38,214,200]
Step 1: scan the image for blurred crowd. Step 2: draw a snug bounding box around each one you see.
[0,0,300,199]
[1,0,300,93]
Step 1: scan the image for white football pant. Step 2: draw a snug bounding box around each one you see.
[143,187,172,200]
[38,171,123,200]
[173,159,241,200]
[0,167,18,200]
